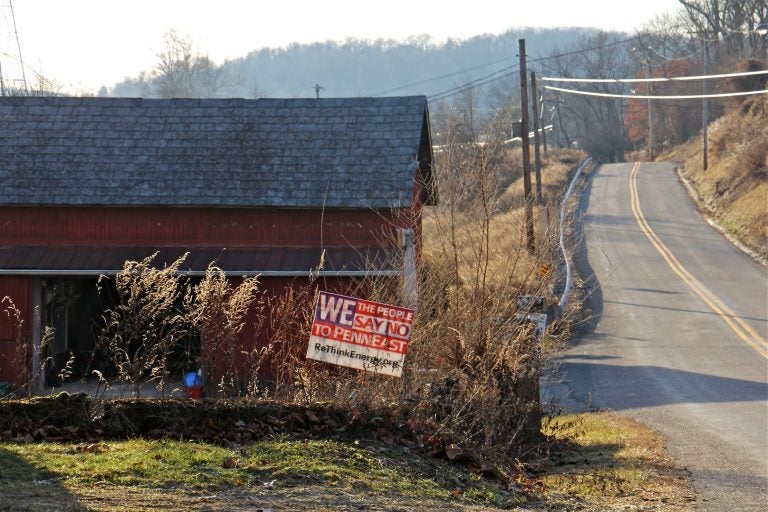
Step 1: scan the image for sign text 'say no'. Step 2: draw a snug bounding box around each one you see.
[306,291,413,377]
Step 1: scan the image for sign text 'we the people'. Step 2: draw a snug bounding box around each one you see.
[306,291,413,377]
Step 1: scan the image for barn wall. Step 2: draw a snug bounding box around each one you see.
[0,206,408,248]
[202,275,398,386]
[0,202,424,390]
[0,276,32,384]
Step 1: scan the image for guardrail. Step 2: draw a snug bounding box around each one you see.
[557,157,593,313]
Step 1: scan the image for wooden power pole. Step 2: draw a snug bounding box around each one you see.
[531,70,543,205]
[519,39,535,254]
[702,39,709,171]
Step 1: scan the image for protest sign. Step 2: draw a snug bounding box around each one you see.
[306,291,413,377]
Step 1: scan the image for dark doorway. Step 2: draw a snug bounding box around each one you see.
[42,277,199,386]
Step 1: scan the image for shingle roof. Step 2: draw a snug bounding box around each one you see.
[0,96,433,208]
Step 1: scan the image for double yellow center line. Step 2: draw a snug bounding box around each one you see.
[629,162,768,358]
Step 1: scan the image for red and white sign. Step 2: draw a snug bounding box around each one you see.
[306,291,413,377]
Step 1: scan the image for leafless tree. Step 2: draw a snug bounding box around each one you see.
[678,0,768,61]
[151,30,237,98]
[544,32,633,161]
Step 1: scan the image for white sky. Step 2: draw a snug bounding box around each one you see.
[1,0,681,94]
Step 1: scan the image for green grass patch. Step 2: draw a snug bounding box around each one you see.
[538,412,681,504]
[0,437,506,507]
[0,412,693,511]
[1,440,238,489]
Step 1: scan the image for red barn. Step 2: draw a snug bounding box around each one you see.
[0,96,435,391]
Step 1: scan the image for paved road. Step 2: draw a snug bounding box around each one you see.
[548,162,768,510]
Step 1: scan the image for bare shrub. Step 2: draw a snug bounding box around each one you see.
[97,253,193,396]
[192,265,262,398]
[401,132,561,461]
[245,127,576,462]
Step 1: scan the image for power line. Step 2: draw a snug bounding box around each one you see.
[543,68,768,83]
[426,34,644,102]
[529,35,636,64]
[428,64,518,102]
[544,85,768,100]
[646,44,703,62]
[7,0,27,94]
[421,26,753,104]
[373,55,516,96]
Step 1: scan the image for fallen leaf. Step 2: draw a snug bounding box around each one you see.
[445,444,462,460]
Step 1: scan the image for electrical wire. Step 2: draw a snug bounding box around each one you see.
[373,55,517,96]
[646,44,703,62]
[428,64,518,102]
[420,26,763,103]
[543,69,768,83]
[425,33,645,102]
[544,85,768,100]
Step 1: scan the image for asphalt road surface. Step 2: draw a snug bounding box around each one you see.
[548,162,768,511]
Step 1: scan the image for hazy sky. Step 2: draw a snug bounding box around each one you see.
[1,0,682,93]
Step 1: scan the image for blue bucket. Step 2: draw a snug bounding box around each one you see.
[183,372,202,388]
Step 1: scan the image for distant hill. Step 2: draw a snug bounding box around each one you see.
[110,27,618,100]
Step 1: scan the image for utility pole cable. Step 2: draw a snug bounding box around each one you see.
[519,39,535,254]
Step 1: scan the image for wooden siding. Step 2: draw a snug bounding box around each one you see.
[0,276,31,383]
[0,206,413,248]
[212,276,383,383]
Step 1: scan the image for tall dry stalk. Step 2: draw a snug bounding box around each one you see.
[193,265,262,398]
[97,253,193,396]
[1,296,58,397]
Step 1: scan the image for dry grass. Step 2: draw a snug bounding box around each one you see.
[538,412,696,511]
[423,146,584,288]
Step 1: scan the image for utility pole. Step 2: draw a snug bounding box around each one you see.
[314,83,324,99]
[554,100,569,148]
[540,95,548,154]
[646,56,654,161]
[519,39,535,254]
[702,39,709,171]
[531,71,543,204]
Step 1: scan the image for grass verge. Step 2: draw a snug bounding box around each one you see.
[0,411,695,511]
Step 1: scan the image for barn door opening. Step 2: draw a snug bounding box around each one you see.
[42,278,111,386]
[41,277,200,389]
